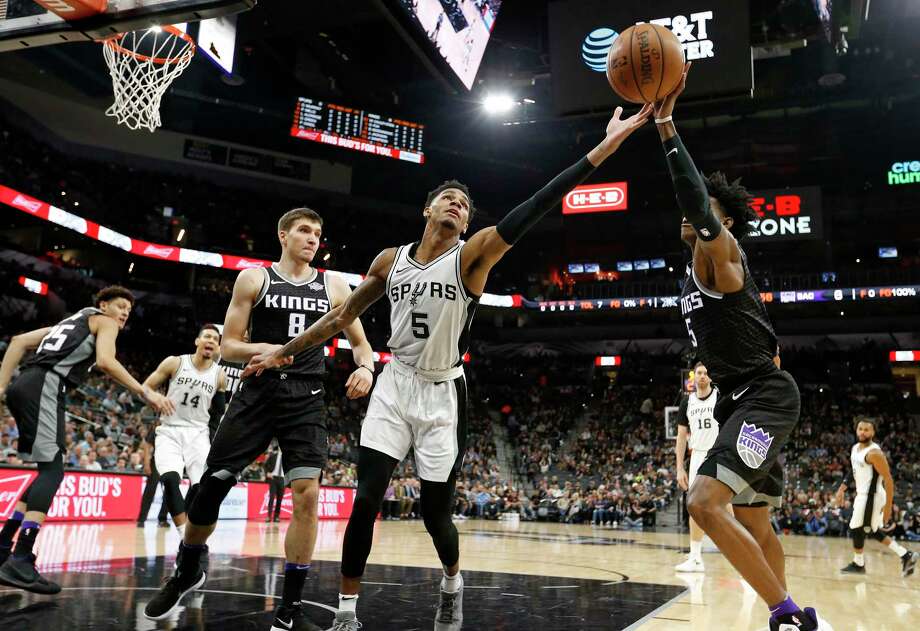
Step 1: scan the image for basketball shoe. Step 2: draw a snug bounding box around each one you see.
[901,550,918,577]
[0,553,61,594]
[769,607,834,630]
[674,557,705,573]
[270,602,321,631]
[326,610,362,630]
[434,576,463,630]
[839,561,866,574]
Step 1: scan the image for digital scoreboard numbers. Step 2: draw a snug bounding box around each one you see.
[291,97,425,164]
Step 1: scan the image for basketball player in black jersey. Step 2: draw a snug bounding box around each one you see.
[145,208,375,631]
[656,64,827,630]
[246,104,652,631]
[0,286,173,593]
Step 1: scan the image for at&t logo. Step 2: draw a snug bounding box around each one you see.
[582,28,619,72]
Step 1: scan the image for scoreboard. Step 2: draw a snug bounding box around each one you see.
[291,97,425,164]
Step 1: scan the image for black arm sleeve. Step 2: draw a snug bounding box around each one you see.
[663,134,722,241]
[496,156,596,245]
[676,396,689,428]
[208,391,226,441]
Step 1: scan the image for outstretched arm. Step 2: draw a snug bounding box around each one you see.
[654,63,743,293]
[142,356,180,392]
[243,249,396,377]
[460,104,652,296]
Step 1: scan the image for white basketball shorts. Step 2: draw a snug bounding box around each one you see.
[689,449,708,486]
[359,360,468,483]
[849,491,886,532]
[154,424,210,484]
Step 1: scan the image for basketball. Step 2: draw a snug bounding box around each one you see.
[605,23,685,104]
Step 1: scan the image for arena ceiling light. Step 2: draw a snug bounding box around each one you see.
[482,94,516,114]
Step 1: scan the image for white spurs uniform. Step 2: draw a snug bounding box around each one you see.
[154,355,222,484]
[360,241,478,482]
[677,387,720,484]
[848,441,886,532]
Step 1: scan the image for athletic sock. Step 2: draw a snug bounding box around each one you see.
[282,562,310,607]
[12,521,40,559]
[853,552,865,566]
[889,541,908,557]
[441,568,463,593]
[177,541,207,579]
[769,595,800,620]
[338,593,358,613]
[0,511,24,550]
[689,540,703,561]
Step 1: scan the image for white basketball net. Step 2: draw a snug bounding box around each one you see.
[102,26,195,132]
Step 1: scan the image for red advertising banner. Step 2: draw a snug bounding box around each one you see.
[0,468,144,522]
[562,182,628,215]
[245,483,356,521]
[0,467,355,522]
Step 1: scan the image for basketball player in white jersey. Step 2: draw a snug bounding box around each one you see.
[835,417,917,577]
[142,324,227,535]
[675,362,720,572]
[245,104,652,631]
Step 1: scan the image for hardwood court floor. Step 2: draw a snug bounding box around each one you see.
[1,519,917,630]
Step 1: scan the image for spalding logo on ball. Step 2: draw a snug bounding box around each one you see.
[581,28,619,72]
[606,23,685,104]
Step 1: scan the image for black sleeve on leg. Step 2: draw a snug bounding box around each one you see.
[419,472,460,569]
[341,447,399,578]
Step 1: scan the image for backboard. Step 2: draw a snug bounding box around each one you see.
[0,0,254,52]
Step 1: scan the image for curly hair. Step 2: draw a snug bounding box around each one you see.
[93,285,134,307]
[853,416,878,434]
[704,172,757,241]
[426,180,476,220]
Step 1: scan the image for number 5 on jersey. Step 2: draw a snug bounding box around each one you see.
[412,312,429,339]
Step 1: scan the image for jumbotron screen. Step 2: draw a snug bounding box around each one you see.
[391,0,502,90]
[291,97,425,164]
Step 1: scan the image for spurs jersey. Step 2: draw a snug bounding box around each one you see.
[677,387,720,451]
[160,355,221,428]
[25,307,102,386]
[850,442,884,497]
[386,241,478,379]
[680,250,777,392]
[251,264,330,377]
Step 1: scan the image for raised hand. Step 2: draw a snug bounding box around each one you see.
[653,61,692,121]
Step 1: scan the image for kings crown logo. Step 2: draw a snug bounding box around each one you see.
[736,422,773,469]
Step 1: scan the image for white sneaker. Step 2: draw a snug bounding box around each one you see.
[675,557,705,573]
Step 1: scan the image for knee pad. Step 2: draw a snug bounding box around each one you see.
[850,527,866,549]
[25,454,65,515]
[159,471,186,516]
[870,529,887,543]
[187,469,237,526]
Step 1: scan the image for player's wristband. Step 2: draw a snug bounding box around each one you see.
[357,365,375,376]
[655,116,673,124]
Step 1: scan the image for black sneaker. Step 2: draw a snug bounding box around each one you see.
[901,551,918,577]
[768,607,822,631]
[434,581,463,630]
[840,561,866,574]
[143,570,206,620]
[270,602,322,631]
[0,553,61,594]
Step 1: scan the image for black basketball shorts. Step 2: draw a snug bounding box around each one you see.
[206,373,327,484]
[5,368,67,463]
[698,369,800,508]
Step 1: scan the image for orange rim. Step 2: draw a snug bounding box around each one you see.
[103,25,196,65]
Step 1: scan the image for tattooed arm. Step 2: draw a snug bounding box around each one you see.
[242,248,396,377]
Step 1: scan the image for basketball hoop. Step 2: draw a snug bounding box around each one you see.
[102,25,195,132]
